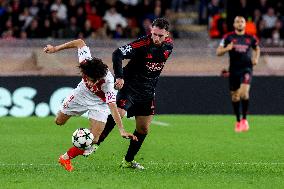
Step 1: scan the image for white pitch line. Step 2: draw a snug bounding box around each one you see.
[151,120,170,126]
[0,163,57,166]
[128,117,170,127]
[147,162,284,165]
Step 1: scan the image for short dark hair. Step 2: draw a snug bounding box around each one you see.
[78,57,108,81]
[152,18,169,31]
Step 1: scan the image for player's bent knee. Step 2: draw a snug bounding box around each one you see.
[55,118,65,126]
[92,139,99,144]
[137,127,149,135]
[242,93,249,100]
[239,90,249,100]
[231,95,240,102]
[231,91,240,102]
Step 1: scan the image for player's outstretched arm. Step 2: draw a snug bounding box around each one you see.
[108,102,138,141]
[216,42,234,56]
[43,39,86,53]
[252,46,260,66]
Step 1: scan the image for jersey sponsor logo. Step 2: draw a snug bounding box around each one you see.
[233,44,249,53]
[146,61,165,72]
[232,39,237,43]
[119,45,133,55]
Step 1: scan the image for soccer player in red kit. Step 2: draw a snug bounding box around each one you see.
[216,16,260,132]
[44,39,137,171]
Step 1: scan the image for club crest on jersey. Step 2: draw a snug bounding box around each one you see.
[232,39,237,43]
[119,45,132,55]
[245,38,251,44]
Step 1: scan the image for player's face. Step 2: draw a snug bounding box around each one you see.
[233,17,246,32]
[151,26,169,45]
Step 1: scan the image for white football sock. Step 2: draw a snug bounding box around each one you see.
[62,152,70,160]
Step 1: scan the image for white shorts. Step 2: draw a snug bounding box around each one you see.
[60,83,111,123]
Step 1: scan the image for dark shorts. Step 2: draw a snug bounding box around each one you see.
[229,71,252,91]
[116,90,155,118]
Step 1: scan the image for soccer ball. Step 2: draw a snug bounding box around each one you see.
[72,128,94,149]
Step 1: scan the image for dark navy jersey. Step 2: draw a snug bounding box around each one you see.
[220,32,259,73]
[112,35,173,101]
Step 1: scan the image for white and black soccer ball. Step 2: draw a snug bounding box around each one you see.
[72,128,94,149]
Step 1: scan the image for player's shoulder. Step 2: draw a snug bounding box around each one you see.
[130,35,151,49]
[162,37,174,51]
[164,37,174,46]
[222,31,235,39]
[246,33,259,40]
[104,70,115,83]
[244,33,260,44]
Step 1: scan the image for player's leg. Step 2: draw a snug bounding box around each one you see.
[96,92,130,145]
[231,90,242,132]
[231,89,241,121]
[229,74,242,132]
[239,72,252,131]
[58,92,89,171]
[59,118,106,171]
[121,100,155,169]
[239,83,250,118]
[121,115,152,169]
[63,107,110,156]
[55,111,71,126]
[55,93,77,126]
[96,107,127,145]
[82,118,107,156]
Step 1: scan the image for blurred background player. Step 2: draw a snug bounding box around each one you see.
[43,39,137,171]
[95,18,173,169]
[216,16,260,132]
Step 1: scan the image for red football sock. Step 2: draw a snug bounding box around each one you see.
[67,146,84,159]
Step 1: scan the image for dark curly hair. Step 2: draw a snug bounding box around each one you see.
[152,18,170,31]
[78,57,108,81]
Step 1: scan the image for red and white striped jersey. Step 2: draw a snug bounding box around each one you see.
[77,46,116,104]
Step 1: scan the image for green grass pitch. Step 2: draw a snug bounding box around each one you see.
[1,115,284,189]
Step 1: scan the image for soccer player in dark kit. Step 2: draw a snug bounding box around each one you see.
[95,18,173,169]
[216,16,260,132]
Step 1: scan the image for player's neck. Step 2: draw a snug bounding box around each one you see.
[235,30,245,35]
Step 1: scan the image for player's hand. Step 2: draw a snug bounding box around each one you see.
[114,78,124,90]
[44,45,57,53]
[252,59,258,66]
[226,42,234,51]
[120,130,138,141]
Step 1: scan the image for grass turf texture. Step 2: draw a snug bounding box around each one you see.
[0,115,284,189]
